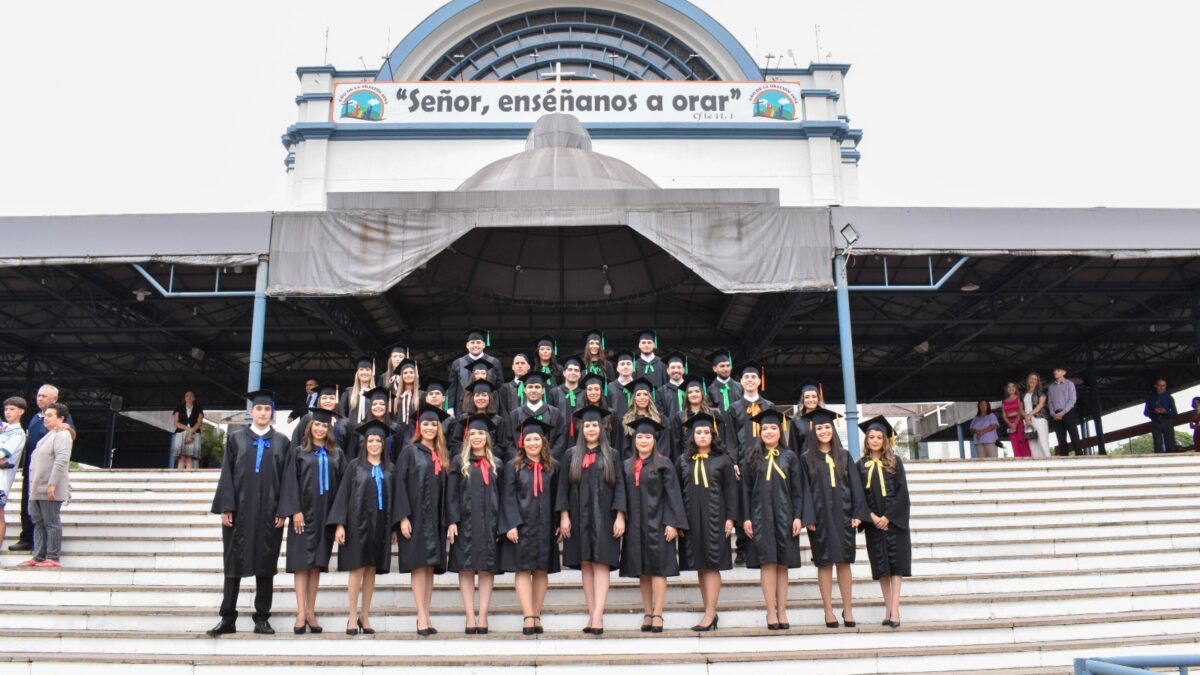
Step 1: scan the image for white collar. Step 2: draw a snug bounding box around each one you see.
[668,378,684,386]
[617,376,632,385]
[527,399,545,412]
[468,352,485,361]
[640,353,656,362]
[714,376,729,384]
[250,424,272,436]
[743,394,760,403]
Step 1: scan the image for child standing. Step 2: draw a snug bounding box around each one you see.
[0,397,28,548]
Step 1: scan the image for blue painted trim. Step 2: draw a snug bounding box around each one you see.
[800,88,841,101]
[295,93,334,105]
[333,69,378,78]
[765,63,852,76]
[296,66,336,78]
[284,153,295,169]
[846,129,864,142]
[841,150,861,160]
[380,0,762,82]
[282,120,849,144]
[838,114,850,122]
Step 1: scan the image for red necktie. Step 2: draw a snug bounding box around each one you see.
[582,452,597,469]
[430,448,442,476]
[476,456,492,485]
[634,457,645,487]
[529,462,544,496]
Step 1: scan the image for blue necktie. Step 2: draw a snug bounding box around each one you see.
[253,435,270,474]
[314,447,329,495]
[371,465,384,511]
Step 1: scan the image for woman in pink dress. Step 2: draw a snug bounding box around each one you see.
[1002,382,1031,458]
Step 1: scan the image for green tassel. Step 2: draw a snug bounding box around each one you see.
[601,335,606,349]
[486,331,491,347]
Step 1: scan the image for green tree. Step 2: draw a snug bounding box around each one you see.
[1112,432,1193,455]
[201,425,227,467]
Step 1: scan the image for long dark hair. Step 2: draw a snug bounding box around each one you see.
[803,421,848,481]
[745,421,790,475]
[683,422,728,458]
[510,432,557,475]
[300,419,340,458]
[356,431,393,470]
[569,430,618,487]
[975,399,992,417]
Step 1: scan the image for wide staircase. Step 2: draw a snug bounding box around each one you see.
[2,454,1199,674]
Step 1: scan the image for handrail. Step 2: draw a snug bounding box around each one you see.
[1074,410,1199,451]
[1075,654,1200,675]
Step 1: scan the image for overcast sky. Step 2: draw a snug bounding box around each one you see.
[2,0,1198,216]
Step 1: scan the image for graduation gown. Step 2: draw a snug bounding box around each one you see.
[668,408,736,463]
[210,427,291,578]
[634,356,666,388]
[707,378,743,414]
[788,414,811,455]
[728,397,775,463]
[548,385,584,415]
[657,381,687,420]
[447,354,503,413]
[619,453,687,578]
[447,412,506,459]
[738,447,811,569]
[504,403,568,462]
[497,380,524,420]
[802,448,868,567]
[676,451,738,571]
[556,446,626,569]
[498,459,561,573]
[614,414,672,462]
[338,389,371,423]
[342,417,404,464]
[608,380,633,421]
[278,446,345,573]
[328,460,394,574]
[392,442,448,573]
[446,453,503,573]
[583,360,615,381]
[290,412,346,448]
[857,455,912,579]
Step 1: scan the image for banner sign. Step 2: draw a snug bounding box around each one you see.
[331,80,806,125]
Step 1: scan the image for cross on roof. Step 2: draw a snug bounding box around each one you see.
[538,62,577,84]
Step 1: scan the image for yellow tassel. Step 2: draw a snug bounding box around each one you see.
[765,448,787,481]
[824,452,837,487]
[693,454,710,487]
[864,458,887,496]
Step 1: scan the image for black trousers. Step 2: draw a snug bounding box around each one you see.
[1049,409,1082,456]
[1150,417,1176,453]
[219,575,274,623]
[17,463,33,544]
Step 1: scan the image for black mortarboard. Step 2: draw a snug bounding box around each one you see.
[708,349,733,366]
[614,348,635,363]
[465,359,496,375]
[664,351,687,366]
[683,374,706,391]
[465,328,490,345]
[315,382,339,397]
[583,330,606,348]
[572,405,613,424]
[363,386,390,403]
[388,343,409,356]
[560,354,584,370]
[245,390,276,407]
[633,329,659,347]
[798,378,823,396]
[737,361,763,377]
[803,406,841,426]
[631,416,665,435]
[353,355,374,370]
[580,372,607,390]
[465,413,497,434]
[682,411,717,431]
[509,349,532,362]
[535,335,557,354]
[522,371,549,387]
[750,408,787,427]
[357,419,393,439]
[309,407,335,425]
[518,417,554,438]
[629,377,656,394]
[394,358,417,374]
[417,402,451,423]
[465,379,497,395]
[859,415,894,437]
[422,377,449,394]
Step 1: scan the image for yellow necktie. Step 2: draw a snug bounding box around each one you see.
[864,458,887,496]
[749,403,761,438]
[765,448,787,481]
[692,453,709,487]
[824,452,837,487]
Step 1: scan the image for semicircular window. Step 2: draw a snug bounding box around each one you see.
[422,8,719,81]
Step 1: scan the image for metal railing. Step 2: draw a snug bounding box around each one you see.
[1074,655,1200,675]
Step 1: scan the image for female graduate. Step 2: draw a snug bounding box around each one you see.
[621,417,687,634]
[676,412,737,632]
[377,343,408,389]
[499,418,559,636]
[788,379,823,453]
[617,378,667,460]
[670,375,735,464]
[340,356,376,422]
[279,407,345,634]
[393,403,451,636]
[329,420,396,636]
[556,405,626,635]
[740,408,811,630]
[857,416,912,628]
[581,330,615,381]
[534,335,563,383]
[446,414,504,634]
[344,387,398,462]
[449,380,504,458]
[390,358,420,436]
[802,407,868,629]
[568,372,610,447]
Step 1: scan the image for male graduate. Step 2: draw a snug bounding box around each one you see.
[656,352,689,418]
[498,349,532,419]
[726,363,775,564]
[446,328,502,416]
[208,390,291,637]
[608,349,637,423]
[707,350,743,414]
[548,354,585,413]
[632,330,666,388]
[503,371,567,461]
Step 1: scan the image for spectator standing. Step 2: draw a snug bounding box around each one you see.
[17,402,72,568]
[10,384,75,552]
[969,400,1000,459]
[1143,378,1178,454]
[1022,372,1051,459]
[1047,367,1082,456]
[0,397,29,546]
[171,390,205,470]
[1190,397,1200,452]
[1001,382,1031,458]
[288,379,320,424]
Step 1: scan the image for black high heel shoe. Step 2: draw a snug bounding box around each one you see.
[650,615,664,634]
[346,621,359,636]
[357,619,375,635]
[293,624,307,635]
[824,614,839,629]
[306,620,323,634]
[641,614,653,632]
[691,614,719,632]
[841,612,856,628]
[523,616,537,636]
[534,616,544,634]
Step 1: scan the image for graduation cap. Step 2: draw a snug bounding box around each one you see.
[353,355,375,370]
[750,408,788,428]
[245,389,276,408]
[633,329,659,348]
[422,376,449,394]
[417,402,451,423]
[509,349,533,363]
[858,415,894,438]
[464,413,497,435]
[363,386,390,403]
[737,360,766,390]
[663,351,689,374]
[518,417,554,439]
[708,349,733,367]
[388,343,409,357]
[465,328,491,346]
[522,370,549,387]
[682,411,718,432]
[309,407,336,425]
[580,372,608,394]
[357,418,393,439]
[315,382,339,397]
[613,348,635,363]
[628,377,656,394]
[572,405,613,424]
[803,406,841,427]
[465,379,497,395]
[394,358,417,374]
[798,378,824,402]
[560,354,584,371]
[631,416,665,436]
[683,374,707,392]
[535,334,558,355]
[465,359,496,377]
[583,330,606,349]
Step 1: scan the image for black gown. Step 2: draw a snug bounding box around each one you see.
[556,446,626,569]
[619,453,687,578]
[290,412,346,448]
[583,360,615,381]
[504,404,568,462]
[676,451,738,571]
[707,378,743,414]
[343,418,404,463]
[614,415,672,462]
[857,455,912,579]
[668,409,736,463]
[634,356,666,388]
[738,446,812,569]
[498,459,561,573]
[210,427,291,578]
[328,460,394,574]
[392,442,448,573]
[278,446,346,573]
[802,448,868,567]
[728,397,775,464]
[446,453,502,573]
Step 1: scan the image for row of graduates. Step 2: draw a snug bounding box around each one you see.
[209,385,912,637]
